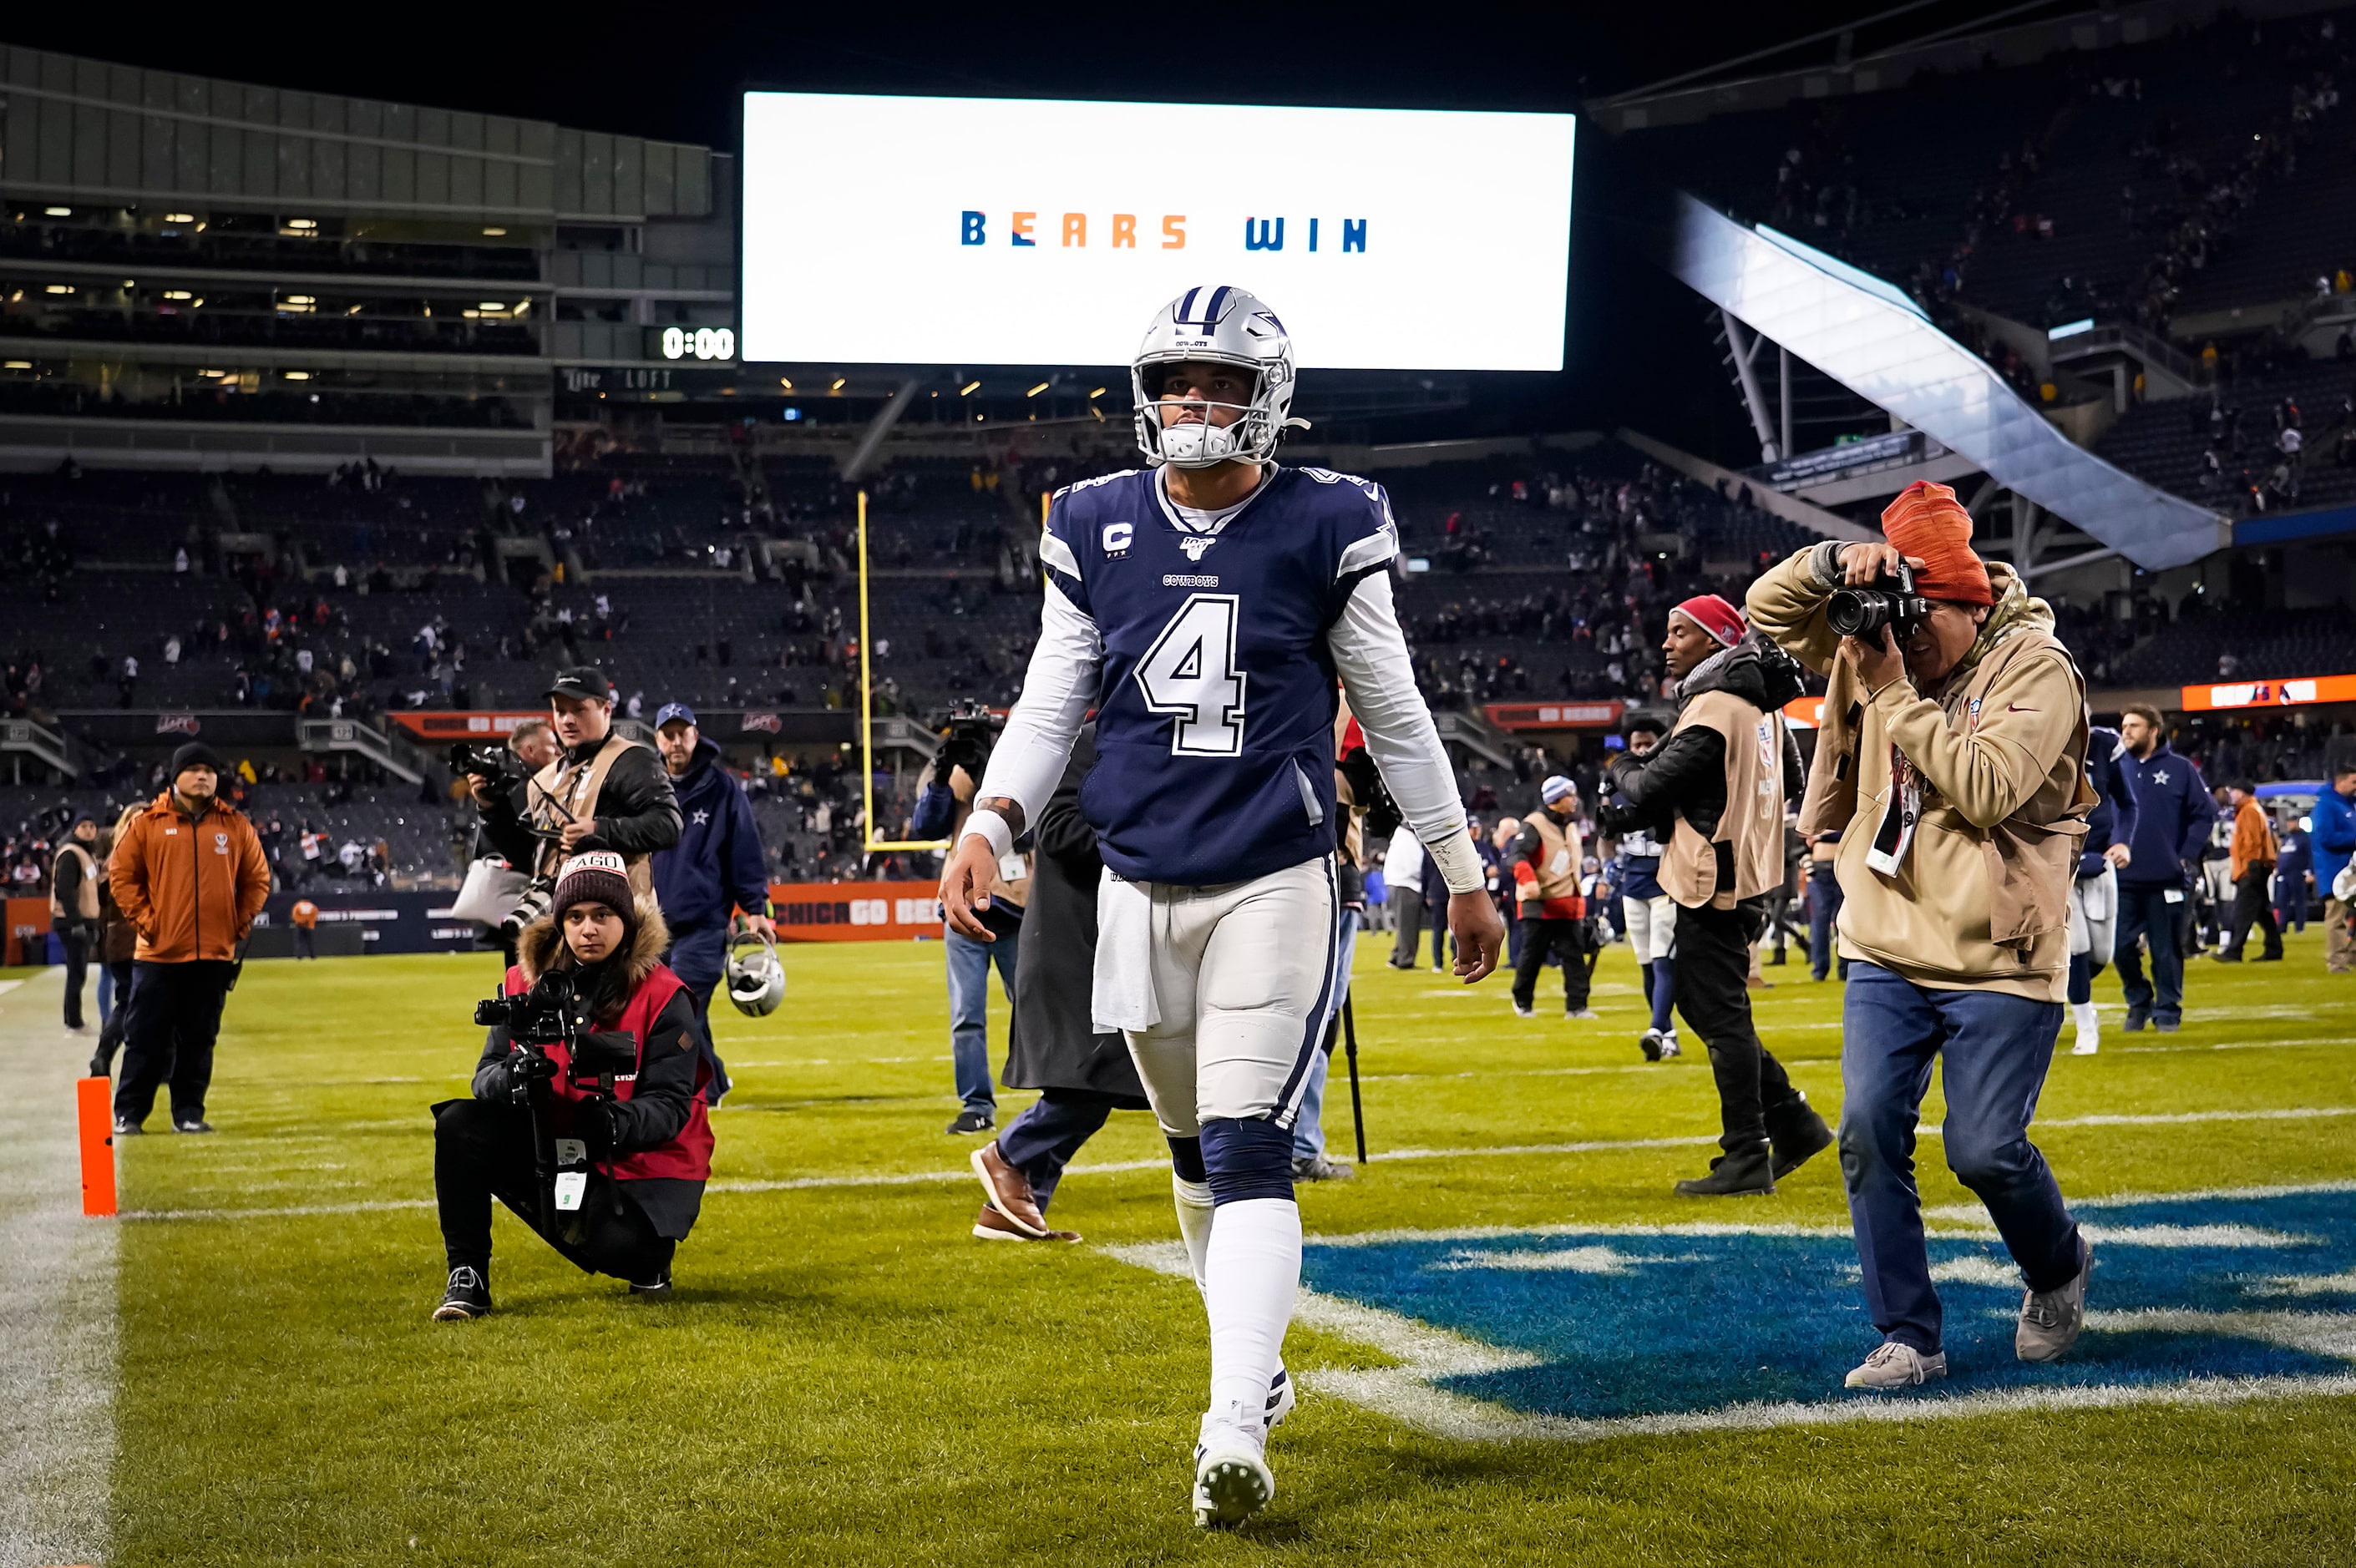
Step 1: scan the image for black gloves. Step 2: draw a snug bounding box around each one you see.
[571,1097,616,1160]
[500,1046,560,1104]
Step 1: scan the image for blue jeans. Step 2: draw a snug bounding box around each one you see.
[2114,881,2186,1024]
[995,1088,1122,1212]
[1294,907,1360,1162]
[946,923,1018,1114]
[1838,963,2083,1354]
[663,923,732,1102]
[1806,873,1845,982]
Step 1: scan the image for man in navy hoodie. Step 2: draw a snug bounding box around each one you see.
[651,704,775,1104]
[2112,703,2217,1033]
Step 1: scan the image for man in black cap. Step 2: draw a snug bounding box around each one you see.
[51,812,102,1034]
[465,665,681,922]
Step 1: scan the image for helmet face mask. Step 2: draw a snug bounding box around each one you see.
[724,931,786,1018]
[1132,286,1295,469]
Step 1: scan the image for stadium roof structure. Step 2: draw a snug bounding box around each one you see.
[1662,192,2230,572]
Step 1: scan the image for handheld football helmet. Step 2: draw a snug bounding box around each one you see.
[724,929,786,1018]
[1132,285,1296,469]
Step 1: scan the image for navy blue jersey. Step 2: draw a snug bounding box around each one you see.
[1041,466,1397,886]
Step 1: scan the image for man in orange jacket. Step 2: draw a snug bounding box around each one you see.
[108,743,271,1134]
[2217,779,2283,964]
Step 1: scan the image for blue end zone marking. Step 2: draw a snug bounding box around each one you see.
[1300,1191,2356,1420]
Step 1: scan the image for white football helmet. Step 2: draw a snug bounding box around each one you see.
[724,930,786,1018]
[1132,286,1296,468]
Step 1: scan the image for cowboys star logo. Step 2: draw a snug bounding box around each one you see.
[692,809,711,826]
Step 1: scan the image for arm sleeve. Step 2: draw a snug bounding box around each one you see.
[1871,652,2082,830]
[1326,571,1482,894]
[725,784,771,918]
[972,575,1102,831]
[471,1026,515,1102]
[591,750,682,856]
[2177,765,2218,863]
[1606,727,1726,815]
[606,991,701,1151]
[2102,743,2141,852]
[1743,544,1847,675]
[109,821,154,937]
[236,827,271,933]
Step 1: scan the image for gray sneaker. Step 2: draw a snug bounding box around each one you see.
[1844,1341,1947,1390]
[2017,1239,2093,1363]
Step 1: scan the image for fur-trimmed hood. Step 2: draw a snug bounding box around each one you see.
[515,892,671,988]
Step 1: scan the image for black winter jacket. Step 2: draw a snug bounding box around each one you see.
[479,732,682,872]
[1603,634,1806,843]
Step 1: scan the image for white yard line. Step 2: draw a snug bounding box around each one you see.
[0,968,113,1566]
[124,1105,2356,1222]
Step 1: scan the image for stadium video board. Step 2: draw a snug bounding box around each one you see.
[739,93,1577,372]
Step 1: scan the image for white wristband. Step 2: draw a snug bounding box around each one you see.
[1426,827,1487,896]
[960,807,1014,861]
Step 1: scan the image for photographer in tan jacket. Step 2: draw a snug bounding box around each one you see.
[1747,481,2095,1393]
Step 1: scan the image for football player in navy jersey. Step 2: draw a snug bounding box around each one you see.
[940,286,1503,1528]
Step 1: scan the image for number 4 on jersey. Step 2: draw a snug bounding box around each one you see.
[1135,594,1246,756]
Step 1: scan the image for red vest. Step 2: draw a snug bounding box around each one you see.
[500,962,713,1184]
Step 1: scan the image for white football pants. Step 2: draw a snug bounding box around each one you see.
[2069,865,2117,966]
[1621,892,1678,966]
[1120,857,1341,1136]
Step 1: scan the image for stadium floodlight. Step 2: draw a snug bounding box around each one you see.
[286,218,317,230]
[43,206,70,216]
[283,371,312,381]
[164,291,193,301]
[482,226,506,236]
[959,381,980,396]
[830,377,846,391]
[778,377,793,390]
[1027,382,1049,397]
[2049,317,2095,340]
[1088,387,1106,397]
[163,212,195,223]
[44,285,73,294]
[479,301,505,311]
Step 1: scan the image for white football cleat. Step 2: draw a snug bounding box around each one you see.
[1193,1421,1274,1529]
[2070,1000,2100,1056]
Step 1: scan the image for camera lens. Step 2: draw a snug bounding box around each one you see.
[1826,589,1892,639]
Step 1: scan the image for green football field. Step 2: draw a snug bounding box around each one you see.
[9,928,2356,1565]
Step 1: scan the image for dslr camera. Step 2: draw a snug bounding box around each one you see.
[1826,558,1933,643]
[450,741,527,785]
[935,698,1003,781]
[474,970,640,1102]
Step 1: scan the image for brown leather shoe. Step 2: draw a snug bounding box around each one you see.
[972,1203,1081,1243]
[970,1143,1049,1237]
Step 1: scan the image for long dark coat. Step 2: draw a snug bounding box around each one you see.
[1001,740,1150,1105]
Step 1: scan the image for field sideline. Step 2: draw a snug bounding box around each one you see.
[5,930,2354,1566]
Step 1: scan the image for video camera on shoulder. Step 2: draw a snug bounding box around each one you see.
[1826,559,1932,643]
[474,971,639,1101]
[935,698,1004,781]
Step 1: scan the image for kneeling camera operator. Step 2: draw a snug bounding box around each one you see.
[429,848,714,1320]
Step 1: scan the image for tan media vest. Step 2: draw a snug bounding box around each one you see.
[52,842,99,922]
[528,732,656,896]
[1659,688,1787,912]
[1525,810,1582,903]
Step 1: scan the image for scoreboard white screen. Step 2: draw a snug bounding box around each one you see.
[739,93,1576,371]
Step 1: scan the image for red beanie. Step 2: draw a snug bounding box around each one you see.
[1670,594,1746,649]
[1880,481,1993,606]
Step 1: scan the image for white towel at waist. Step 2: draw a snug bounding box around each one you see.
[1092,869,1159,1034]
